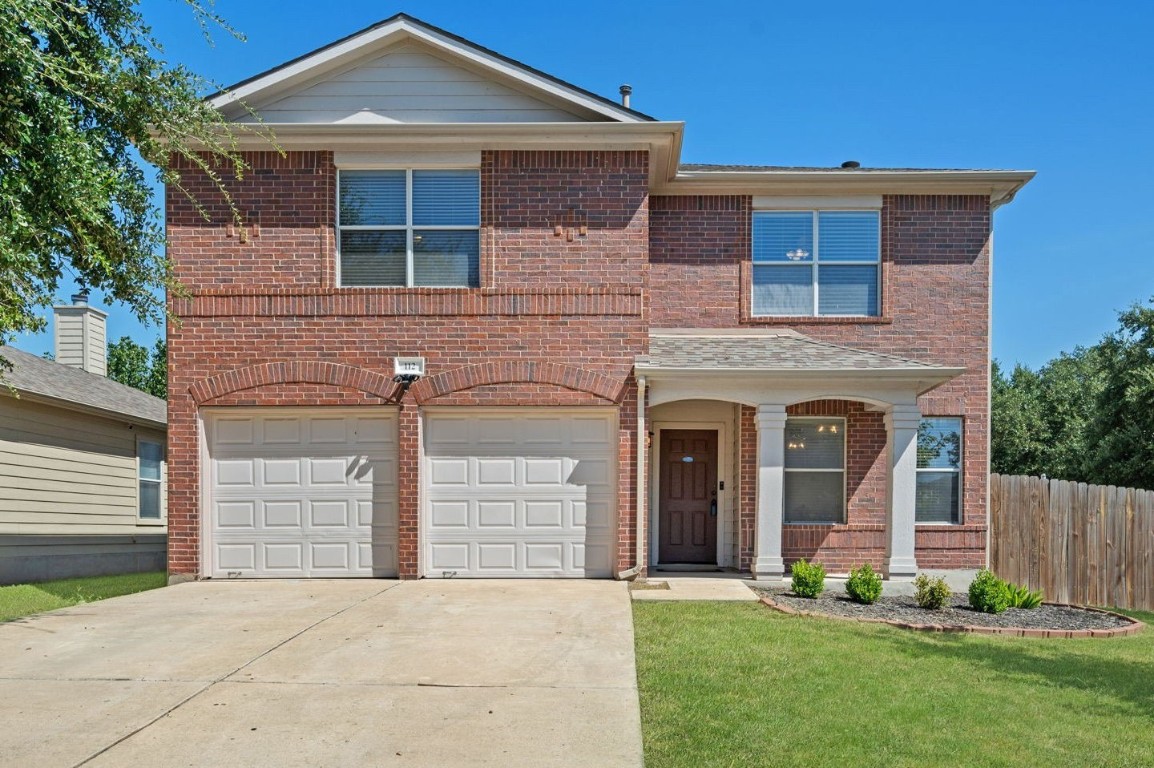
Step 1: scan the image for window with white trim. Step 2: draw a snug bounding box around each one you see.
[783,418,846,524]
[752,210,880,316]
[337,169,480,287]
[138,439,163,520]
[916,417,962,524]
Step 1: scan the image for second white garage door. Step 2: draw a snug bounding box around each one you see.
[423,409,617,578]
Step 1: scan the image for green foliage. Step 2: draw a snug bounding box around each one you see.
[992,297,1154,490]
[913,574,952,610]
[0,1,268,353]
[1006,582,1044,610]
[108,336,166,398]
[968,569,1011,614]
[845,563,883,605]
[790,559,825,598]
[0,571,165,622]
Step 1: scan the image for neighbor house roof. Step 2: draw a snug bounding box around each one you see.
[636,329,959,375]
[0,345,166,428]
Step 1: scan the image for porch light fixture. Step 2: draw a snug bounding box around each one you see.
[785,248,809,261]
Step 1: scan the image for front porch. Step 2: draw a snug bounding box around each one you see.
[636,329,983,579]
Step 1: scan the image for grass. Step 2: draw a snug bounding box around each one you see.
[634,601,1154,768]
[0,571,167,622]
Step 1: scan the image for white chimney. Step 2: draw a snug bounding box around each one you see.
[53,292,108,377]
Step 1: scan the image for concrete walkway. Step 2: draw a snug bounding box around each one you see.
[630,573,759,601]
[0,580,642,768]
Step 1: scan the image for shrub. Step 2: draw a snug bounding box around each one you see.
[913,574,951,610]
[845,563,883,604]
[790,559,826,598]
[968,569,1012,614]
[1006,582,1044,609]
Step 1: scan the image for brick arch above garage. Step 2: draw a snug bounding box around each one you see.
[189,361,398,405]
[410,361,626,405]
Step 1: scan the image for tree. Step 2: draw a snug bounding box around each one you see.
[0,1,259,358]
[1083,301,1154,489]
[108,336,166,399]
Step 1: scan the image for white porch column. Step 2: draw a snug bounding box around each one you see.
[753,404,788,579]
[884,404,922,578]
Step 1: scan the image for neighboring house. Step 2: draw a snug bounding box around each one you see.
[166,14,1032,582]
[0,297,167,584]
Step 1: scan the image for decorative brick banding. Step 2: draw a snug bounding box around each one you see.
[411,361,625,404]
[189,361,399,404]
[759,596,1145,638]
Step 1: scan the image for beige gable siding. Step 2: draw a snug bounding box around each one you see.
[241,43,591,124]
[0,396,166,535]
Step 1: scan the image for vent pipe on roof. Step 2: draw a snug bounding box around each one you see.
[53,290,108,377]
[619,84,632,109]
[841,160,861,169]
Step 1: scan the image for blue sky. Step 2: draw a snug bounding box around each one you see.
[13,0,1153,368]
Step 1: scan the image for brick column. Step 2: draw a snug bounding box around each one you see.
[885,404,921,578]
[753,404,788,579]
[396,403,420,579]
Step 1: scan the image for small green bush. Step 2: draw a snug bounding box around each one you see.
[913,574,952,610]
[790,559,826,598]
[845,563,883,604]
[968,569,1011,614]
[1006,582,1044,609]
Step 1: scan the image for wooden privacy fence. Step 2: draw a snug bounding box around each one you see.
[990,474,1154,611]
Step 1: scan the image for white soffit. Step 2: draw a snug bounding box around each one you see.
[209,15,648,125]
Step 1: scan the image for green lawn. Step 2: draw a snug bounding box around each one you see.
[0,571,167,622]
[634,601,1154,768]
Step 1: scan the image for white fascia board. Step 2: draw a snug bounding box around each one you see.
[202,122,684,158]
[210,19,643,124]
[658,170,1036,206]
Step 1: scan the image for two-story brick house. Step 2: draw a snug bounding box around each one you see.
[166,14,1031,582]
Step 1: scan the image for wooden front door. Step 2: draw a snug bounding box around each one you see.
[659,430,719,564]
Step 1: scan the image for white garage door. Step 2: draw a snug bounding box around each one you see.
[206,409,398,578]
[423,409,616,578]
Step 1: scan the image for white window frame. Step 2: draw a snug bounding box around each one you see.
[336,168,480,288]
[783,416,847,525]
[751,209,881,317]
[916,417,963,525]
[137,436,164,522]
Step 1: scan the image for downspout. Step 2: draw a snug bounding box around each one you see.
[616,374,647,580]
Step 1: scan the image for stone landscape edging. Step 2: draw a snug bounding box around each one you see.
[759,596,1145,638]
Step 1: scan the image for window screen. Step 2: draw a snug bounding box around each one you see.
[783,419,845,524]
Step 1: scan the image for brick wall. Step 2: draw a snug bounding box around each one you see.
[167,149,650,579]
[657,194,990,570]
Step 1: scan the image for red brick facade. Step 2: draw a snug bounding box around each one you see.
[167,149,992,579]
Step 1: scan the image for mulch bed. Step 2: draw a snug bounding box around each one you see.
[754,588,1144,638]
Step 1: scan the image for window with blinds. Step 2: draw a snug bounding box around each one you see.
[752,210,880,316]
[338,169,480,287]
[783,418,846,524]
[916,417,962,524]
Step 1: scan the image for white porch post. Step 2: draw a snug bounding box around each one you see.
[753,404,788,579]
[885,404,922,578]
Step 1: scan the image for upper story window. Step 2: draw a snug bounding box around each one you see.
[337,169,480,287]
[752,210,880,316]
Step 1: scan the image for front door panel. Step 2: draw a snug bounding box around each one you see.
[659,429,718,564]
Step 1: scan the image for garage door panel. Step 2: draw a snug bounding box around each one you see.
[208,409,398,578]
[424,410,616,578]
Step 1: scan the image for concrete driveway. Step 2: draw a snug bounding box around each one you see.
[0,580,643,767]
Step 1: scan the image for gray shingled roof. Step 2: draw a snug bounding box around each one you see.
[636,330,949,372]
[1,345,166,427]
